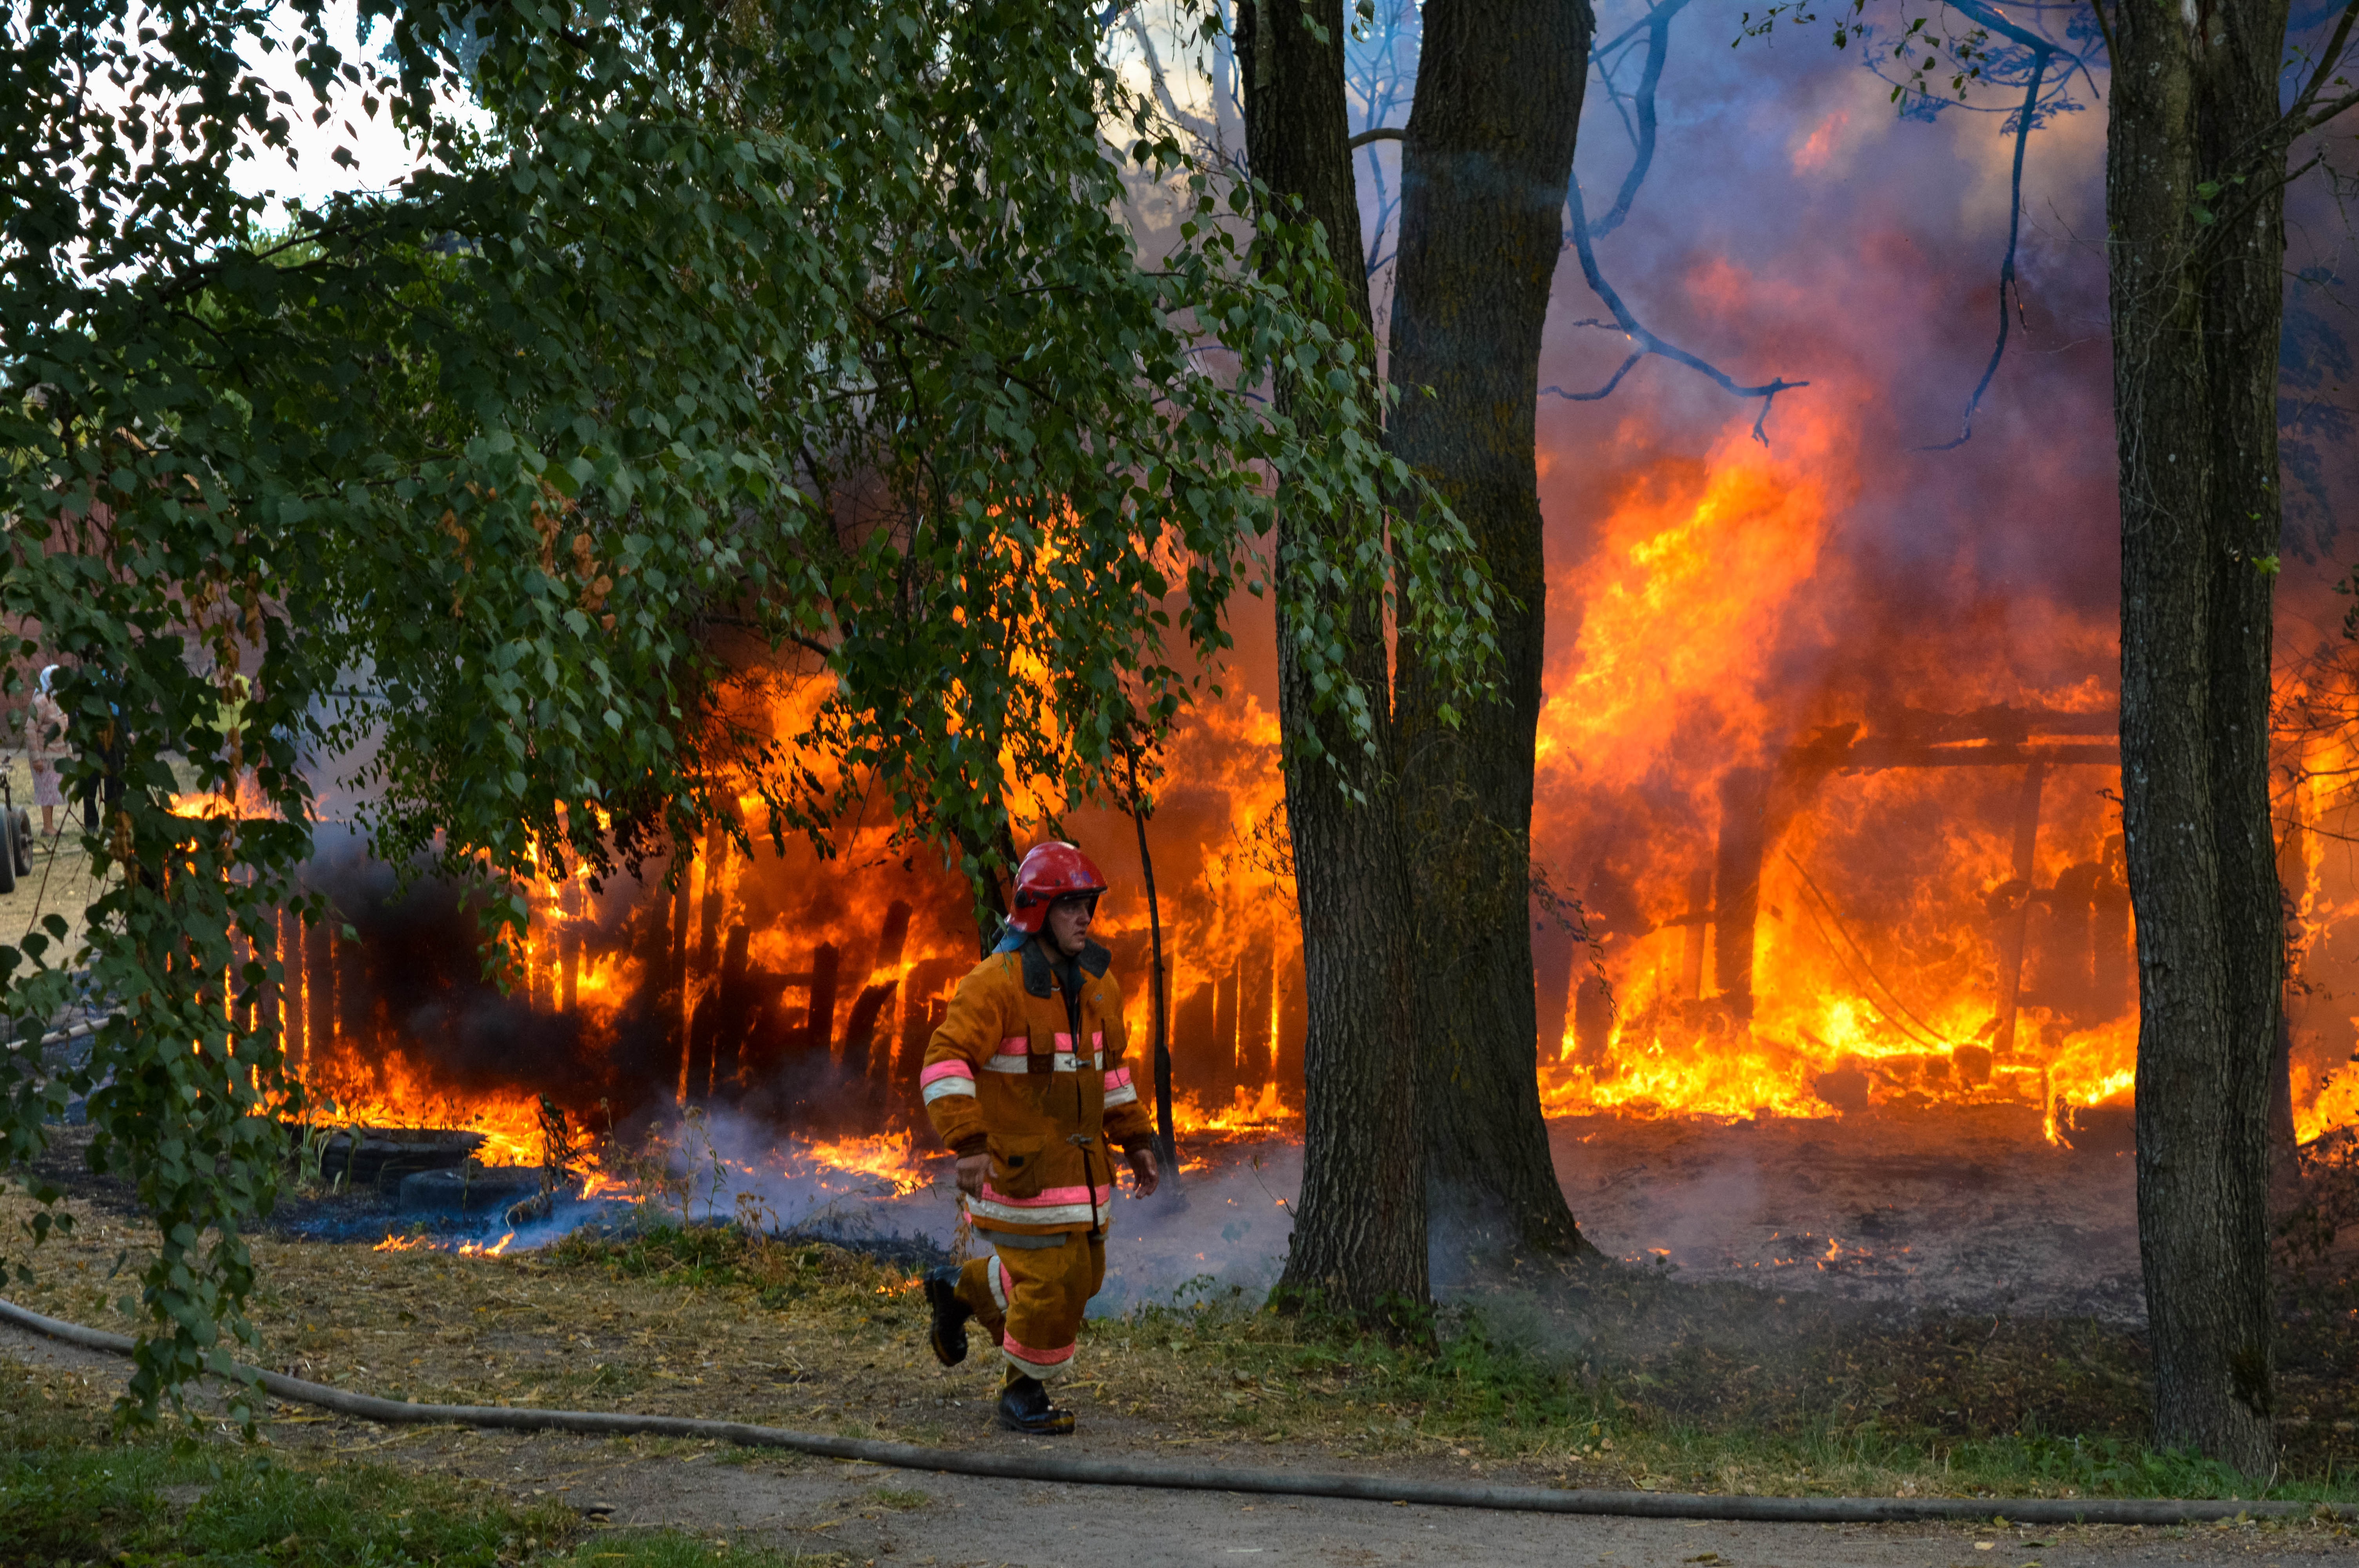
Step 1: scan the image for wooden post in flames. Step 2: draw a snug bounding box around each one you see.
[805,940,838,1071]
[668,849,691,1101]
[696,820,729,968]
[1124,750,1180,1180]
[280,906,305,1074]
[249,905,273,1040]
[1210,961,1241,1107]
[1274,949,1306,1113]
[559,877,582,1013]
[1992,761,2046,1062]
[841,901,911,1120]
[1239,945,1273,1094]
[304,913,334,1060]
[1679,866,1711,1000]
[1713,767,1770,1020]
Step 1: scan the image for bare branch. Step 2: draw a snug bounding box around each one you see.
[1127,9,1221,149]
[1919,33,2049,450]
[2286,0,2359,132]
[1551,182,1807,444]
[2080,0,2119,76]
[1541,349,1644,403]
[2301,85,2359,135]
[1348,125,1403,150]
[1896,0,2082,449]
[1590,0,1697,241]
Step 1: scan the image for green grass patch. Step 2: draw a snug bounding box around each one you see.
[0,1367,841,1567]
[545,1222,894,1313]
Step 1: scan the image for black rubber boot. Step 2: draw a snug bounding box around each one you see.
[996,1373,1074,1436]
[923,1266,971,1367]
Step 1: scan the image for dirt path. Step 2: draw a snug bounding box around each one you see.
[4,1322,2348,1568]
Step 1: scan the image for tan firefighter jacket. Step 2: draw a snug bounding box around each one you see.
[920,936,1155,1235]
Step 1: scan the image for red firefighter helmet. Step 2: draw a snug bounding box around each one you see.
[1006,841,1109,933]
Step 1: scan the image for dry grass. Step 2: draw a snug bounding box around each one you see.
[2,1180,2355,1511]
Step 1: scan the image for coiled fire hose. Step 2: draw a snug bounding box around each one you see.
[0,1296,2344,1528]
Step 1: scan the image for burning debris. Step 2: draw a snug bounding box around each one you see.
[1541,702,2139,1139]
[244,665,2359,1282]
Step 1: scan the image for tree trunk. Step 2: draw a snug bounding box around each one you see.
[1241,0,1429,1318]
[1387,0,1592,1257]
[2105,0,2288,1476]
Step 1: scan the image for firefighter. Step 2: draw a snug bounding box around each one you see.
[918,840,1160,1435]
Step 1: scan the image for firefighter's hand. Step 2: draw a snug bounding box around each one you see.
[1124,1143,1160,1199]
[954,1153,989,1198]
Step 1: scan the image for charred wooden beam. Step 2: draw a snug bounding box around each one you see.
[280,906,306,1073]
[874,900,912,977]
[1177,982,1216,1102]
[1713,766,1770,1019]
[1238,947,1273,1092]
[1861,697,2119,745]
[805,941,839,1062]
[2028,860,2102,1022]
[683,994,715,1107]
[1839,739,2117,771]
[2094,845,2133,1017]
[305,915,335,1056]
[1531,909,1579,1064]
[244,912,269,1036]
[696,821,729,969]
[1992,762,2046,1060]
[826,896,909,1091]
[709,924,754,1097]
[300,1127,485,1191]
[893,955,965,1120]
[667,852,691,1098]
[1274,948,1306,1113]
[1679,867,1711,1000]
[1572,973,1615,1069]
[840,980,898,1103]
[1210,960,1242,1106]
[559,878,582,1013]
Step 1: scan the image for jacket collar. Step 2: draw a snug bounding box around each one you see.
[1019,936,1110,996]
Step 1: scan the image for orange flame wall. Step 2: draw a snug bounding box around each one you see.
[283,410,2359,1155]
[1523,410,2148,1139]
[284,21,2359,1155]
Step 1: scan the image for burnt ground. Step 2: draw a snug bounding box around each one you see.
[1548,1106,2143,1322]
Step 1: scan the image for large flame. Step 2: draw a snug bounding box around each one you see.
[247,401,2359,1175]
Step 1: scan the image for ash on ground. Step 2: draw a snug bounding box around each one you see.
[1548,1106,2143,1324]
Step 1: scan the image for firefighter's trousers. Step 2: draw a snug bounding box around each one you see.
[954,1229,1105,1381]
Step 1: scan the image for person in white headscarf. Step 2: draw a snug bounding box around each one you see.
[26,665,67,837]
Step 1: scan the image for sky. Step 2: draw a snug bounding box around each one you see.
[232,1,482,223]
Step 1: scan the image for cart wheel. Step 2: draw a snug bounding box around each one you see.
[11,808,28,877]
[0,810,17,896]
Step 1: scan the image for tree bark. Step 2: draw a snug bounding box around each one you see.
[1241,0,1430,1318]
[2105,0,2289,1476]
[1387,0,1592,1256]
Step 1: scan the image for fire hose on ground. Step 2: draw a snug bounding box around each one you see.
[0,1296,2346,1529]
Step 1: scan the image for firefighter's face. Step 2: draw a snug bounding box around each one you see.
[1046,893,1096,956]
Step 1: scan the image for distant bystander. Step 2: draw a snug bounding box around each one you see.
[24,665,67,841]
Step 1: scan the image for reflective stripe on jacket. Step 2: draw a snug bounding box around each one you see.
[921,936,1156,1234]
